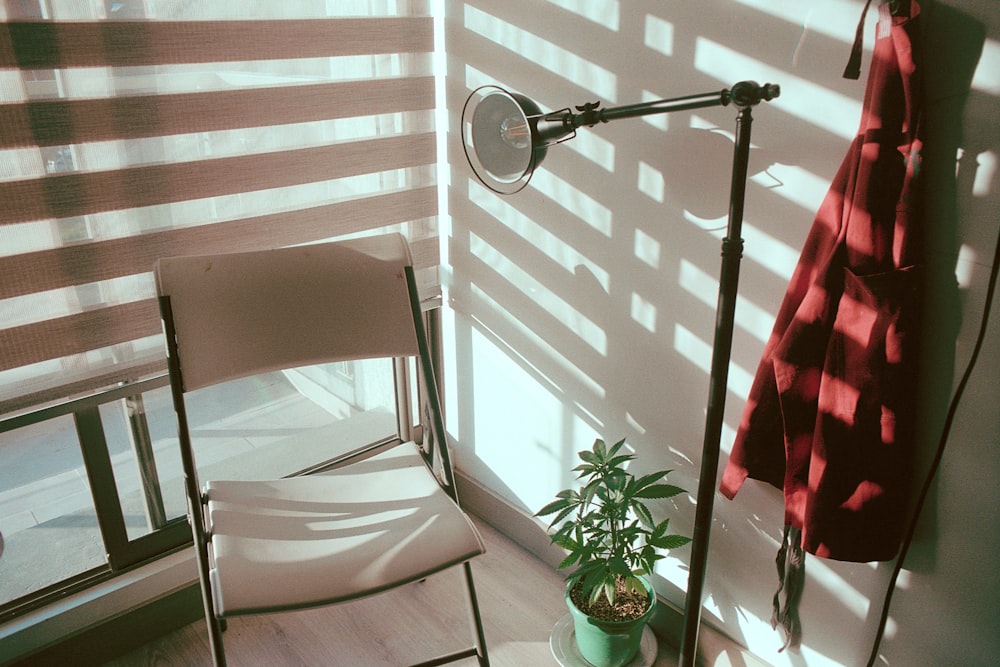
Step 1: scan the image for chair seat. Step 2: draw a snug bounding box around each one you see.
[204,443,485,616]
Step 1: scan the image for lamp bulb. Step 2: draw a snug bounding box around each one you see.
[499,115,531,150]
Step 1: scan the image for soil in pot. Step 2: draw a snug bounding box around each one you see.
[569,578,651,623]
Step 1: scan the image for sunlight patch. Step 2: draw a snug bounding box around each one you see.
[634,229,661,269]
[644,15,674,57]
[637,161,665,203]
[674,324,753,399]
[547,0,620,31]
[464,5,618,102]
[694,37,861,140]
[631,292,657,333]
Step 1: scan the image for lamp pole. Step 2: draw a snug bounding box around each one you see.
[677,96,759,667]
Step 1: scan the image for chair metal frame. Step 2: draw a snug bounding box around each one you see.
[157,235,489,666]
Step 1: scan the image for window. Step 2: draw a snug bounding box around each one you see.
[0,0,439,618]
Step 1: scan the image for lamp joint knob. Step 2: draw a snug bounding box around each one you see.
[574,101,604,127]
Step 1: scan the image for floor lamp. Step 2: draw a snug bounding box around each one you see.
[461,80,779,666]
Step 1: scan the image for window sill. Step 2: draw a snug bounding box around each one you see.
[0,547,198,665]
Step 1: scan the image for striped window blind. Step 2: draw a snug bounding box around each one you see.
[0,1,439,416]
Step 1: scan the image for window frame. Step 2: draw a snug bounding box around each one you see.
[0,375,188,622]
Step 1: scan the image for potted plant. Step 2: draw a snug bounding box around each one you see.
[536,437,691,667]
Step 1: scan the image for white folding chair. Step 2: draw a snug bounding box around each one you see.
[156,234,489,666]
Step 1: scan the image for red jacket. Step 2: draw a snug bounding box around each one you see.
[721,1,924,563]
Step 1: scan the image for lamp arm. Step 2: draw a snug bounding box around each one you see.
[560,81,780,129]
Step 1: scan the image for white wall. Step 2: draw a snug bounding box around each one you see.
[442,1,999,665]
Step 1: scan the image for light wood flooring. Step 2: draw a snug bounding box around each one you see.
[103,516,680,666]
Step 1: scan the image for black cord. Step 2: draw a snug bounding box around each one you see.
[865,223,1000,667]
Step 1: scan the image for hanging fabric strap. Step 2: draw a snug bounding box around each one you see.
[843,0,875,79]
[771,525,806,651]
[770,525,790,629]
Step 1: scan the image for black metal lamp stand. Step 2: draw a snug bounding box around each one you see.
[461,80,779,667]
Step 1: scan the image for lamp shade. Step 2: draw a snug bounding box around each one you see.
[461,85,549,194]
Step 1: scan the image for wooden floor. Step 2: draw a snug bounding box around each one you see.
[103,516,680,666]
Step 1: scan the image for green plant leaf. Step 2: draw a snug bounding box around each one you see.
[535,497,574,518]
[582,478,602,507]
[593,438,607,461]
[605,454,633,470]
[550,504,579,527]
[607,437,627,458]
[575,561,605,599]
[557,551,582,570]
[650,534,692,549]
[633,483,686,500]
[632,500,654,529]
[552,524,577,546]
[620,519,642,538]
[601,578,617,607]
[628,470,669,494]
[584,572,615,607]
[623,575,644,597]
[608,556,631,577]
[607,470,628,493]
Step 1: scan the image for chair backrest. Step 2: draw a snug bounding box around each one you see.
[156,234,418,392]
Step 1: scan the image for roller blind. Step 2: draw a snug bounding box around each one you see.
[0,1,439,415]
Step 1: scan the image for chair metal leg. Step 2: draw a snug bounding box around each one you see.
[462,561,490,666]
[206,612,227,666]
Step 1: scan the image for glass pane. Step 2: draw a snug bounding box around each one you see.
[0,416,107,606]
[99,386,184,541]
[179,359,398,482]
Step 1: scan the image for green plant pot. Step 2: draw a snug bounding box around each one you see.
[565,578,656,667]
